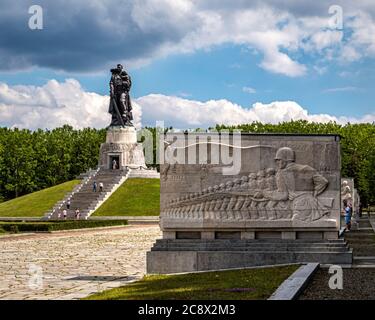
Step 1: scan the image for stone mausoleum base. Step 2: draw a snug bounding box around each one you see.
[147,238,352,274]
[99,126,146,169]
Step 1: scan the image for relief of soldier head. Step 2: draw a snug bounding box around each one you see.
[274,147,295,169]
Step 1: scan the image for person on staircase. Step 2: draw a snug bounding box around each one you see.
[75,208,80,220]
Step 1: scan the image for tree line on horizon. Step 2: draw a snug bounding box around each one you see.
[0,125,106,202]
[0,120,374,206]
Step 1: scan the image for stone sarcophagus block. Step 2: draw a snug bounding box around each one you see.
[146,133,352,274]
[159,133,341,239]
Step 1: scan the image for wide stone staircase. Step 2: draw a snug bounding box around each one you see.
[45,168,129,220]
[148,238,352,273]
[44,166,160,220]
[344,212,375,266]
[151,239,350,253]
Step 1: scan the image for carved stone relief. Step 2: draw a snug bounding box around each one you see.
[162,140,341,223]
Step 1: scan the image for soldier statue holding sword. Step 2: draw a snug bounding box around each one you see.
[108,64,133,127]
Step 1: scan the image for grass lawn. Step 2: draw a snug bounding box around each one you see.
[93,178,160,216]
[0,180,80,217]
[85,265,299,300]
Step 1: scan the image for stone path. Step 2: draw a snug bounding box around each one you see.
[344,216,375,259]
[0,225,161,300]
[299,267,375,300]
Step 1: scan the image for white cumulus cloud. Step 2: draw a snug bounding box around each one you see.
[2,1,375,77]
[0,79,142,130]
[137,94,346,128]
[0,79,374,130]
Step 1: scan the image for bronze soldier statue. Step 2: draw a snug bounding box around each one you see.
[108,64,133,127]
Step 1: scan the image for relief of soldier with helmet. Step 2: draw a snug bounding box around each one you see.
[163,146,334,223]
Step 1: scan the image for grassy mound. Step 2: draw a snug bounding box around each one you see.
[0,180,80,217]
[93,178,160,216]
[85,265,299,300]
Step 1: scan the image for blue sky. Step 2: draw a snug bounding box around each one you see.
[0,1,374,129]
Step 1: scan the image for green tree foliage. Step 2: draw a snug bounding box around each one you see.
[215,120,375,206]
[0,128,37,198]
[0,126,105,201]
[0,121,374,206]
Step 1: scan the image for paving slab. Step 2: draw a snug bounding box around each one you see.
[0,225,161,300]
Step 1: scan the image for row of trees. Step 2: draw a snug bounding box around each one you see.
[0,125,106,202]
[0,121,374,206]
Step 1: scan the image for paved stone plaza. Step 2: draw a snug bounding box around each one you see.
[0,225,161,300]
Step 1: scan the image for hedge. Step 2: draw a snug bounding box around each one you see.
[0,220,128,233]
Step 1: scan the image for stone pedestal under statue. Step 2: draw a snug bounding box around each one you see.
[99,126,146,169]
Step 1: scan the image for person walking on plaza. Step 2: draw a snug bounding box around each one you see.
[99,182,103,192]
[93,181,97,192]
[63,209,67,220]
[67,199,71,210]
